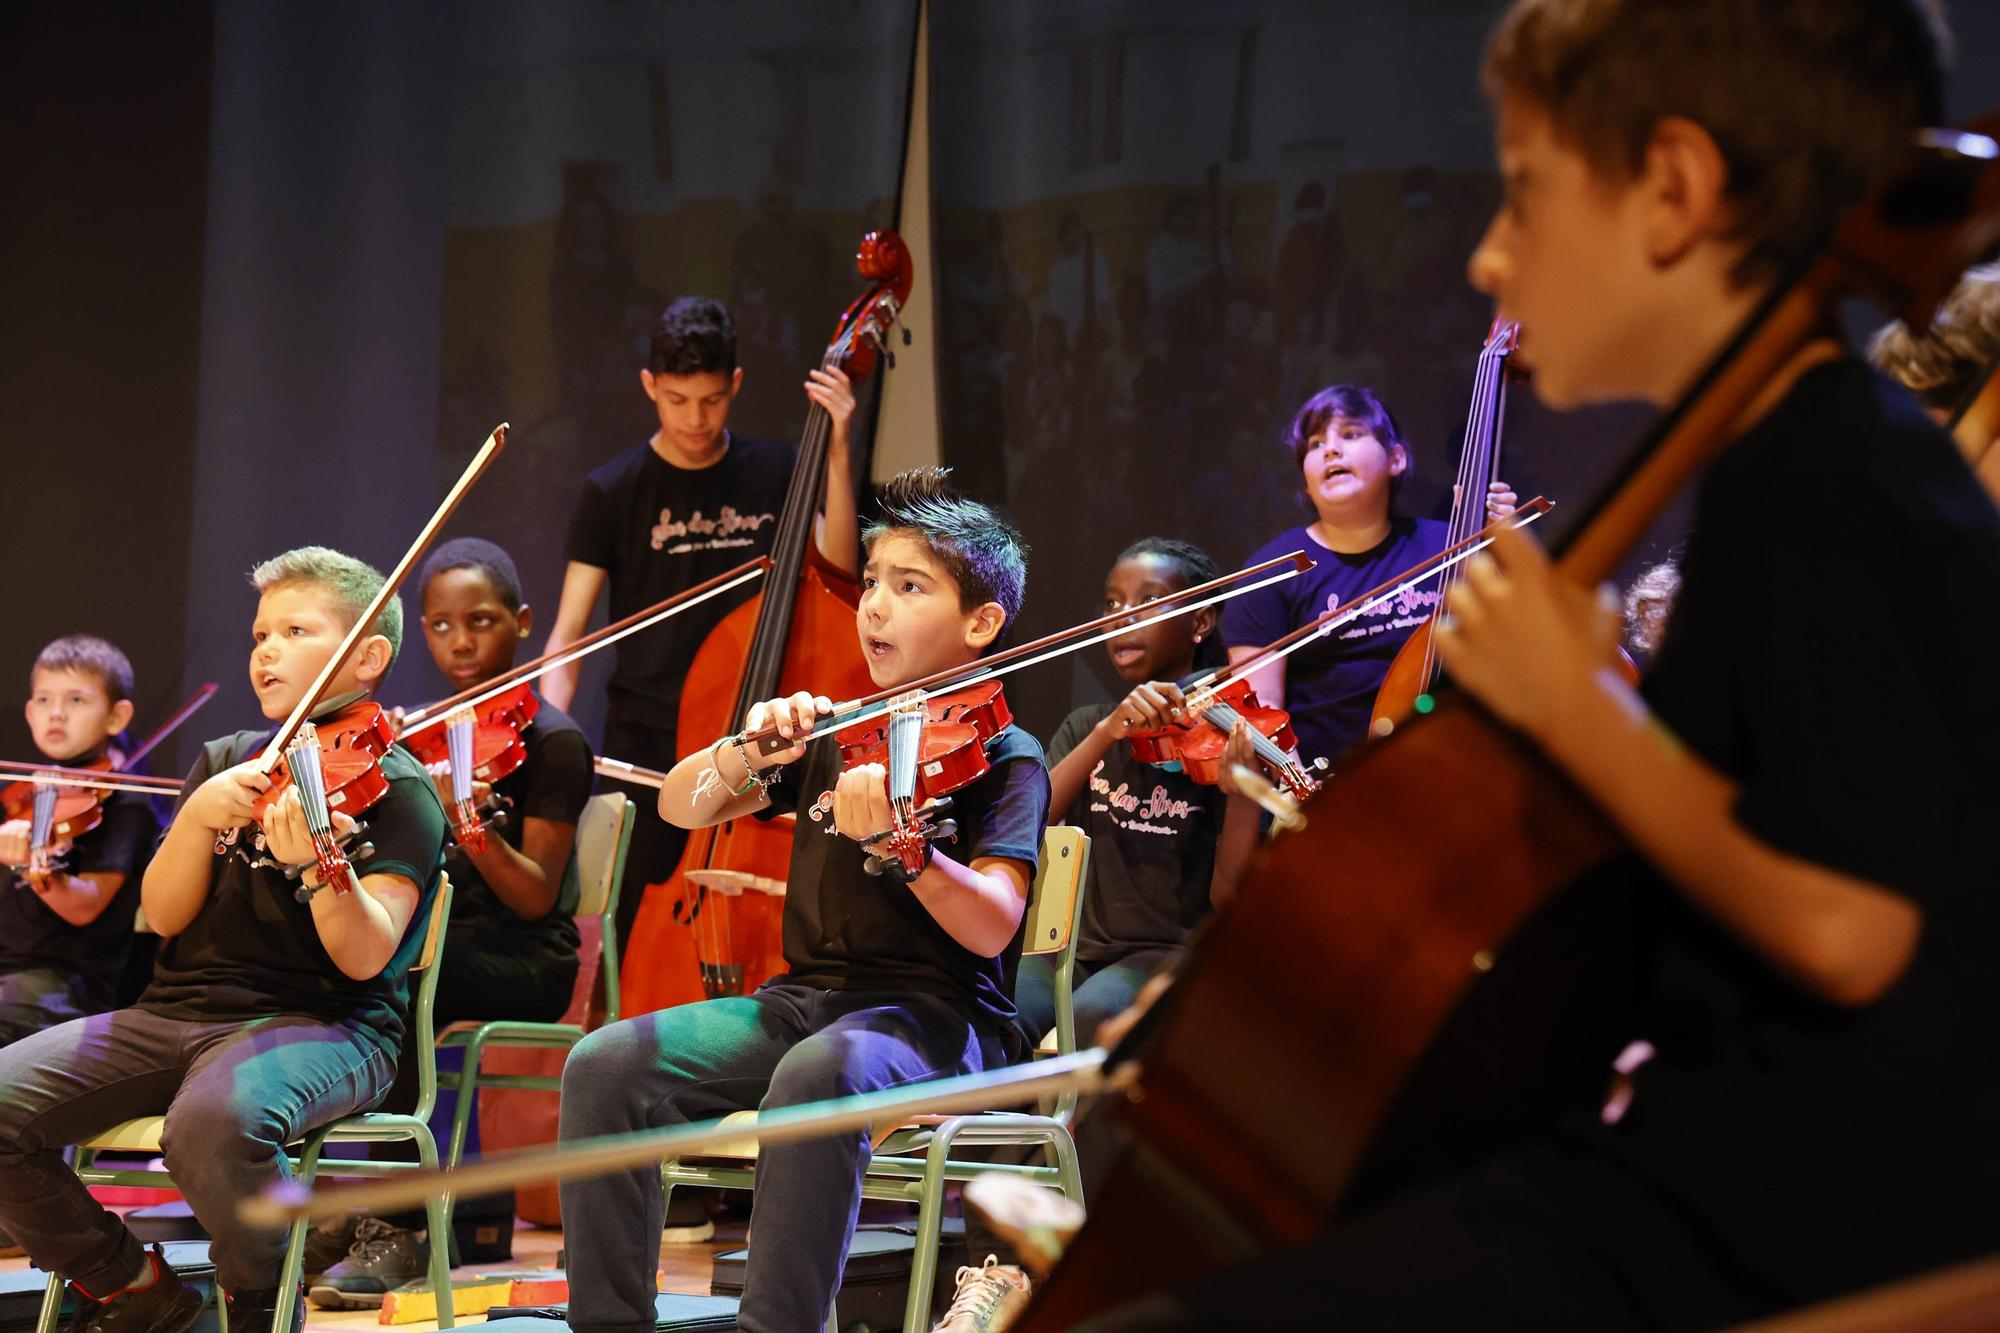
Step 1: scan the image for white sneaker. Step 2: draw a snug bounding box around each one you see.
[933,1254,1031,1332]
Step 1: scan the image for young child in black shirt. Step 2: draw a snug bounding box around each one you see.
[0,546,448,1333]
[558,468,1049,1333]
[0,636,160,1046]
[542,295,862,947]
[310,537,593,1306]
[1099,2,2000,1328]
[1015,538,1233,1054]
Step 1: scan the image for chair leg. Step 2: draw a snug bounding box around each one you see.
[416,1129,456,1330]
[35,1270,65,1333]
[444,1041,484,1172]
[1049,1128,1085,1208]
[901,1121,965,1333]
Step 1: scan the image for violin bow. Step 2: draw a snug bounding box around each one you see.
[594,756,670,790]
[733,550,1315,754]
[120,682,219,772]
[257,425,509,774]
[1201,500,1552,701]
[241,1049,1117,1227]
[0,762,184,797]
[399,557,772,738]
[0,681,219,796]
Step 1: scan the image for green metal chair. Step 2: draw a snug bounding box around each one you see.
[661,825,1092,1333]
[40,876,458,1333]
[433,790,635,1182]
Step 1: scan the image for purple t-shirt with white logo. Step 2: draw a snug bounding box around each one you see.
[1220,516,1447,769]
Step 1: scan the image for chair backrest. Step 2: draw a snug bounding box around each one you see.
[570,792,635,1026]
[406,874,454,1122]
[1022,825,1089,959]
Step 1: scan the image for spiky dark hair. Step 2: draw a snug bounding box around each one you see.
[864,467,1028,650]
[420,537,524,612]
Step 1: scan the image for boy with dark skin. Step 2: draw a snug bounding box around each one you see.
[557,469,1049,1333]
[1093,2,2000,1328]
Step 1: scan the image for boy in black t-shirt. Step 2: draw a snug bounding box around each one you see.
[0,636,159,1046]
[542,295,862,948]
[1100,2,2000,1329]
[311,538,593,1306]
[559,468,1049,1333]
[0,547,447,1333]
[1017,539,1232,1054]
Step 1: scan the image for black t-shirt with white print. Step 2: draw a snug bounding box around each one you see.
[760,725,1051,1057]
[0,788,160,995]
[444,702,593,969]
[563,436,795,732]
[1563,360,2000,1310]
[138,726,449,1059]
[1220,516,1447,769]
[1046,696,1220,963]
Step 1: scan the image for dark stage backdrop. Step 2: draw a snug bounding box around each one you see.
[4,0,1997,772]
[928,0,2000,742]
[2,0,918,779]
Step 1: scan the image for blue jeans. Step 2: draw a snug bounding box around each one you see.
[1013,946,1182,1053]
[558,978,1009,1333]
[0,1007,393,1293]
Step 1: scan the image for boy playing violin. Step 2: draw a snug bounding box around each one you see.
[0,636,160,1046]
[1102,1,2000,1327]
[309,537,593,1306]
[0,546,448,1333]
[542,295,862,948]
[558,467,1049,1333]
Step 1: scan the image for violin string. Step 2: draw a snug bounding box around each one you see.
[446,713,476,816]
[1425,338,1504,689]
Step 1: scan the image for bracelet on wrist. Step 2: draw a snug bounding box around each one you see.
[708,737,761,797]
[734,738,780,795]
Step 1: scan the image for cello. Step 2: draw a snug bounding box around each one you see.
[621,232,912,1012]
[1013,120,2000,1327]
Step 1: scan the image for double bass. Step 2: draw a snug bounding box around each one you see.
[621,232,912,1012]
[1370,318,1520,735]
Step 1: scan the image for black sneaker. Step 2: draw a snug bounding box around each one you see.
[68,1248,205,1333]
[307,1218,432,1310]
[222,1284,304,1333]
[301,1213,362,1279]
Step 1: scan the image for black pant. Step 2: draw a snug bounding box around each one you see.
[600,718,691,953]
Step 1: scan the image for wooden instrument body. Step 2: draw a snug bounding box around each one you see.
[248,703,394,822]
[619,554,872,1014]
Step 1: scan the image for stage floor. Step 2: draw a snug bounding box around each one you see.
[0,1219,741,1333]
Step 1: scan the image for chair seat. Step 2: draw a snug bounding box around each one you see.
[82,1117,166,1152]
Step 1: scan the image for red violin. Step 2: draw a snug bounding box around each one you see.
[400,682,538,852]
[1125,675,1321,799]
[239,699,398,897]
[832,682,1014,878]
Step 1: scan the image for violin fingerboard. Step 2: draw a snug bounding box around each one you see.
[287,723,336,839]
[886,709,922,807]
